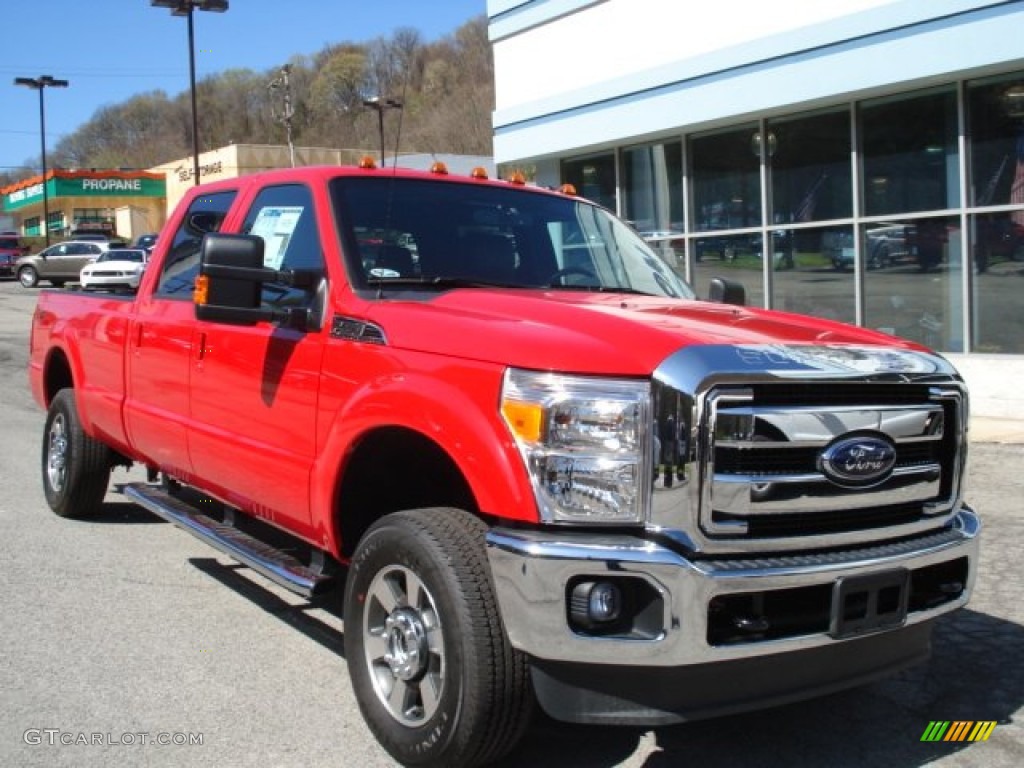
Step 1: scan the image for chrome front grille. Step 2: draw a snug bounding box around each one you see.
[703,387,960,538]
[649,344,968,555]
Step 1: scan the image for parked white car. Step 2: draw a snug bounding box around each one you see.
[79,248,148,290]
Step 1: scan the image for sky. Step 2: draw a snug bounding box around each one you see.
[0,0,488,173]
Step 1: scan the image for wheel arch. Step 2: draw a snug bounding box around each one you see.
[333,426,478,560]
[313,371,538,560]
[41,346,74,408]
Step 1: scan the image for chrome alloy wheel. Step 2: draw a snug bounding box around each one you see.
[46,413,69,494]
[362,564,445,726]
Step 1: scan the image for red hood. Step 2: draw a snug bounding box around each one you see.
[365,289,925,375]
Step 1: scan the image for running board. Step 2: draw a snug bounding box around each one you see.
[122,483,334,598]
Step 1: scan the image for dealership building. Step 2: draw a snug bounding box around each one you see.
[488,0,1024,359]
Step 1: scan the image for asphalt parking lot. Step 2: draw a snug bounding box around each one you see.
[0,278,1021,767]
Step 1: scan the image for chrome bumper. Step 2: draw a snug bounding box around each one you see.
[486,506,979,667]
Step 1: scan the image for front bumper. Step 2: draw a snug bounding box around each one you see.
[486,505,979,668]
[487,506,978,724]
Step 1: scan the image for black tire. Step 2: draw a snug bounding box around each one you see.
[344,508,532,768]
[18,265,38,288]
[42,389,111,518]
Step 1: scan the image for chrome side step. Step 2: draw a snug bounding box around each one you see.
[122,482,334,598]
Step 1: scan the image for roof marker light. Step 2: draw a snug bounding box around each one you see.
[430,161,449,175]
[470,166,489,179]
[508,170,526,185]
[559,183,578,196]
[358,156,377,169]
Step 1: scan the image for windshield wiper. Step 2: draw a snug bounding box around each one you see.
[545,283,654,296]
[366,275,529,290]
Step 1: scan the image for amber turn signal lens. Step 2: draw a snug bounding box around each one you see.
[193,274,209,305]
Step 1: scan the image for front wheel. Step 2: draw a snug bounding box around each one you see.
[42,389,111,518]
[344,508,532,768]
[18,266,38,288]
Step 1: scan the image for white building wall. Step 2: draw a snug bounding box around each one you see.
[489,0,1024,164]
[492,0,894,110]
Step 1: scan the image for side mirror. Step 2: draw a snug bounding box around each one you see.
[708,277,746,306]
[194,232,321,328]
[196,233,264,322]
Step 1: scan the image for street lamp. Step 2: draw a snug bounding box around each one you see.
[362,97,403,167]
[151,0,228,186]
[14,75,69,246]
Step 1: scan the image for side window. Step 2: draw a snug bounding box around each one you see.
[240,184,324,309]
[156,190,237,299]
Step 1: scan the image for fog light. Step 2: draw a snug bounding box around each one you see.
[570,581,622,628]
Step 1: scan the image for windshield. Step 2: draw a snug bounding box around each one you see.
[330,176,695,299]
[98,250,145,263]
[0,238,20,250]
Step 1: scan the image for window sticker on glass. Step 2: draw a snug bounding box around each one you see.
[249,206,303,269]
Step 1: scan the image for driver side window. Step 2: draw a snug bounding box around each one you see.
[240,184,324,309]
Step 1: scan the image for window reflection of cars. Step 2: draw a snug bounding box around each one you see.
[974,217,1024,273]
[80,248,149,290]
[825,224,914,271]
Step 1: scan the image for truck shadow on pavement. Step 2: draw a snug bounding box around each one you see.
[188,556,347,660]
[498,608,1022,767]
[87,498,169,524]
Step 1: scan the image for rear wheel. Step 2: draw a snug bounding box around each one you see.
[344,508,532,768]
[18,265,38,288]
[42,389,111,518]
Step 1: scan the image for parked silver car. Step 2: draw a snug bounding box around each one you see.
[15,240,125,288]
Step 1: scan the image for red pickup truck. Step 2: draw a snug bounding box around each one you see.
[29,163,979,767]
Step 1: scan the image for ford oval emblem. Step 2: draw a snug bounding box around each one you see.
[819,434,896,488]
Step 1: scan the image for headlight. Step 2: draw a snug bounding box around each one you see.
[501,368,651,525]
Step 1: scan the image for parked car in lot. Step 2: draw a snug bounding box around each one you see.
[79,248,149,290]
[16,240,122,288]
[0,233,30,279]
[133,233,158,254]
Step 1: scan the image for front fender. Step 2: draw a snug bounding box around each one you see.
[310,350,537,552]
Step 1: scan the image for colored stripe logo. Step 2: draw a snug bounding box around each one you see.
[921,721,997,742]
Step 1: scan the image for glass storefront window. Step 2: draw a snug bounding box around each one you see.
[768,108,852,223]
[770,225,856,325]
[968,74,1024,208]
[861,88,959,216]
[971,211,1024,353]
[691,125,760,232]
[622,141,682,237]
[863,215,963,352]
[561,153,617,212]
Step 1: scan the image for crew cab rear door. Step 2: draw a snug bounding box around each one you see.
[125,189,239,478]
[187,182,326,533]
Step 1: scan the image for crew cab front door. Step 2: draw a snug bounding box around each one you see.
[187,183,325,535]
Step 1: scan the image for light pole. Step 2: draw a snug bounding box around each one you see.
[362,97,403,167]
[151,0,228,186]
[14,75,69,246]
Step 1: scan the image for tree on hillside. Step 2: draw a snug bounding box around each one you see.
[44,16,494,172]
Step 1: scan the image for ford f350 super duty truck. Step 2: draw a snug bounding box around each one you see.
[29,162,979,767]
